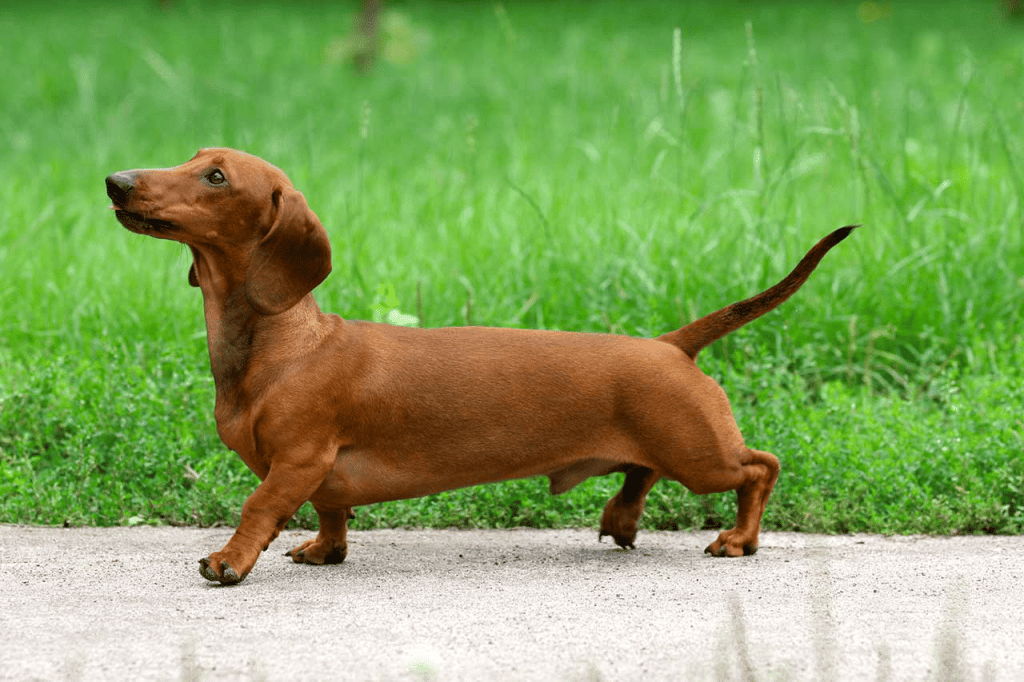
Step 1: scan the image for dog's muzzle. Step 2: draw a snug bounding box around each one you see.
[105,171,175,235]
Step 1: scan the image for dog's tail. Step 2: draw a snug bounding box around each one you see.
[658,225,858,359]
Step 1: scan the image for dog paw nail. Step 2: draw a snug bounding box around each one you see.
[221,566,242,584]
[199,558,220,581]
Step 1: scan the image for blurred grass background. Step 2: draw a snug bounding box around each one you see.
[0,0,1021,534]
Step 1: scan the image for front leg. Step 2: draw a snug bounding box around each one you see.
[199,458,333,585]
[599,466,660,549]
[286,503,354,565]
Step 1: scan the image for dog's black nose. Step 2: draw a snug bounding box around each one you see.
[105,171,137,205]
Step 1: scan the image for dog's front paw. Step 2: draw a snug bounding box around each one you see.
[704,531,758,557]
[285,538,348,565]
[598,528,637,550]
[598,502,639,549]
[199,555,247,584]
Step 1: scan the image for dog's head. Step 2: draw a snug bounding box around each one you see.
[106,148,332,315]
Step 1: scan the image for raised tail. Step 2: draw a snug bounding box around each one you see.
[658,225,858,359]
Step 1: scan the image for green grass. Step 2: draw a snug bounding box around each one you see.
[1,0,1022,534]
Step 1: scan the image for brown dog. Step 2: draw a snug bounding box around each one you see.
[105,148,855,585]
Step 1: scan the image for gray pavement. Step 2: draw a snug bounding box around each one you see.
[1,525,1022,681]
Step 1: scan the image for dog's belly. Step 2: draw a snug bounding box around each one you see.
[321,434,640,506]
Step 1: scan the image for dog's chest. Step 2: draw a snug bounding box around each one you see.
[214,401,268,478]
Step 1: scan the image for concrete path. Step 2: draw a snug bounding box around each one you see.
[1,526,1022,681]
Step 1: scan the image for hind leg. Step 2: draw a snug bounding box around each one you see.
[701,448,780,557]
[599,466,660,549]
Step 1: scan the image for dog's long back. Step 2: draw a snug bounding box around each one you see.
[658,225,857,359]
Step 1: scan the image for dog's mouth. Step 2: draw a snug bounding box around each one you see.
[112,208,176,235]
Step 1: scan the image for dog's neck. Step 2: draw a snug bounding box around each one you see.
[199,287,327,404]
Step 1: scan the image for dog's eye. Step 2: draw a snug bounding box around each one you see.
[205,169,227,185]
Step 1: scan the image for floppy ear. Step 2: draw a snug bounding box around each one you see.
[245,187,332,315]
